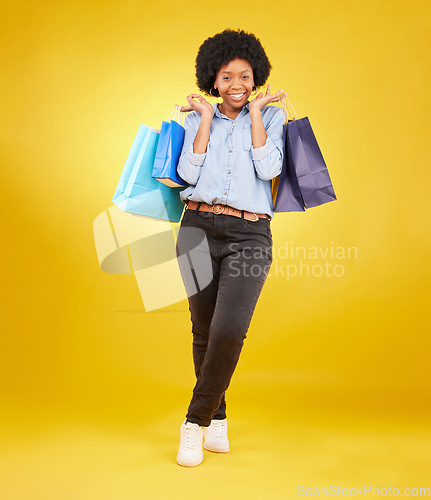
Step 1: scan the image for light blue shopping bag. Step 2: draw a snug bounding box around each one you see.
[112,123,186,223]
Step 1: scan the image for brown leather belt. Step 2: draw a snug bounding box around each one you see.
[186,201,271,221]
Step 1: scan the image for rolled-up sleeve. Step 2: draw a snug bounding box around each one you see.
[251,107,284,181]
[177,112,206,186]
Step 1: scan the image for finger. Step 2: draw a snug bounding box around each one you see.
[186,95,201,104]
[180,105,193,112]
[266,85,271,95]
[263,90,282,102]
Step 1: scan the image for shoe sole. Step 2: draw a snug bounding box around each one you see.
[176,454,203,467]
[203,442,230,453]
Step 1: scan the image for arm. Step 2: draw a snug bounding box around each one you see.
[177,94,213,185]
[249,85,284,148]
[249,86,285,180]
[250,106,284,181]
[192,112,212,155]
[250,105,269,149]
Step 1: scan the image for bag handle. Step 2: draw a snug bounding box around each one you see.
[280,94,298,124]
[166,105,185,126]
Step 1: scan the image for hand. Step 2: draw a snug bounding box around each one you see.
[176,94,213,117]
[248,85,285,114]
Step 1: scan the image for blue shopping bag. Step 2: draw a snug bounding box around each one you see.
[273,96,336,212]
[112,123,186,223]
[152,107,187,187]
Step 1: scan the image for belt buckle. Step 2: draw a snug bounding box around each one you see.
[249,212,259,222]
[212,204,225,215]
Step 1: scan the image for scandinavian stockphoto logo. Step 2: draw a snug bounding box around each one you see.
[269,241,358,280]
[93,206,356,311]
[92,205,213,311]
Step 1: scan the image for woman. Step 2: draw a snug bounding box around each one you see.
[175,29,284,467]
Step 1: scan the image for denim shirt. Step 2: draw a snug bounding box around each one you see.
[177,102,284,218]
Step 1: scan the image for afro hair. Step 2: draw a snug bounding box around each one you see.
[195,29,272,97]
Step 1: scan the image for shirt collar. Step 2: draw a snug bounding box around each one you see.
[213,102,250,120]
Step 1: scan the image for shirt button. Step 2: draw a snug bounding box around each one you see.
[229,149,232,153]
[224,192,227,195]
[228,171,231,174]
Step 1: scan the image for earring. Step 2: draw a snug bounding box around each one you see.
[209,87,218,97]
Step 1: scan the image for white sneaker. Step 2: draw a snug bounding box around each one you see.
[203,418,230,453]
[176,420,204,467]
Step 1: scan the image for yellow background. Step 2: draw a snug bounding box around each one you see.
[1,0,430,498]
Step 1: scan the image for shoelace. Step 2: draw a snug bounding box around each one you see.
[210,420,226,439]
[184,424,201,449]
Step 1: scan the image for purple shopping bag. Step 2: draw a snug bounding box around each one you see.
[272,121,305,212]
[273,96,336,212]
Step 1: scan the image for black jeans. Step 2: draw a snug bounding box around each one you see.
[175,204,273,427]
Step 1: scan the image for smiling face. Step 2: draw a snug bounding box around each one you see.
[214,58,254,117]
